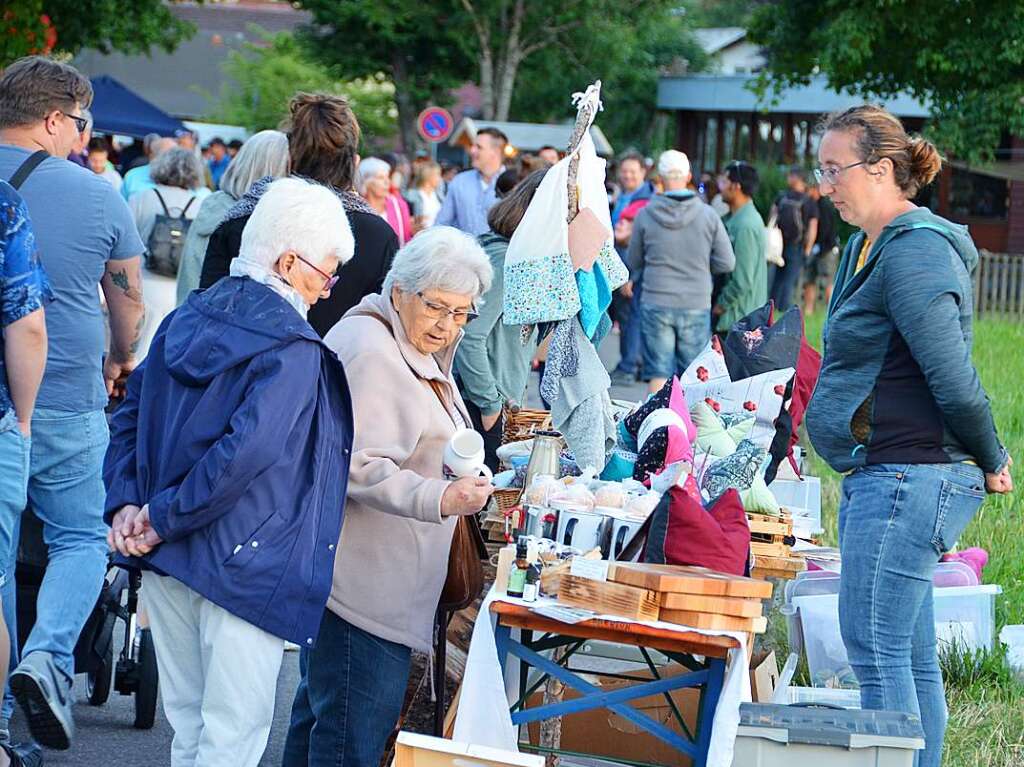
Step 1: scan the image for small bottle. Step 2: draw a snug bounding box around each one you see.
[523,561,542,602]
[507,537,530,598]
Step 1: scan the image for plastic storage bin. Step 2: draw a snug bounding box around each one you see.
[785,686,862,709]
[768,476,822,537]
[783,570,1001,687]
[732,703,924,767]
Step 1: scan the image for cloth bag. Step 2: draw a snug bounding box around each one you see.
[503,131,626,326]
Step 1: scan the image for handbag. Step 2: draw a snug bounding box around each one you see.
[423,378,487,612]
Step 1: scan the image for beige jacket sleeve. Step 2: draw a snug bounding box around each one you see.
[343,348,449,524]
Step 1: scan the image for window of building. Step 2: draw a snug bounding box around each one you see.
[949,168,1008,220]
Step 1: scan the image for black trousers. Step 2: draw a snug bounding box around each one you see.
[463,398,503,474]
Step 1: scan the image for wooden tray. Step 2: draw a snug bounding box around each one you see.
[659,608,768,634]
[559,575,660,622]
[658,592,764,618]
[608,563,773,600]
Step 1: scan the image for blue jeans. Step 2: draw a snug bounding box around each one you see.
[0,426,31,589]
[640,304,710,381]
[838,462,986,767]
[282,610,412,767]
[0,408,109,684]
[768,242,805,311]
[614,286,643,376]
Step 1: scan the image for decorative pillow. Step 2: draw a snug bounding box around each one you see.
[684,368,793,451]
[694,439,769,503]
[644,486,750,576]
[740,474,782,516]
[623,377,697,484]
[690,401,754,457]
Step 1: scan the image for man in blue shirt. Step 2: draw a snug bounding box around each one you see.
[0,180,51,767]
[120,135,176,200]
[435,127,507,236]
[0,56,145,750]
[207,137,231,190]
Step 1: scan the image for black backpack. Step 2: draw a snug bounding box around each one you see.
[776,193,805,244]
[145,189,195,277]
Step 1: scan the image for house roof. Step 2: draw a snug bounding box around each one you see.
[448,118,614,157]
[693,27,748,55]
[72,1,311,120]
[658,74,931,118]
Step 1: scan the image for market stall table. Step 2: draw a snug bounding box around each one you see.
[490,600,740,767]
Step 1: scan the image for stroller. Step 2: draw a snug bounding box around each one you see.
[14,507,159,729]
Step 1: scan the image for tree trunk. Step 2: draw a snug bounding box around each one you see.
[492,52,521,122]
[391,53,419,153]
[479,47,496,120]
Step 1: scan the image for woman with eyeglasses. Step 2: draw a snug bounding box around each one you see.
[283,226,494,767]
[805,105,1013,767]
[454,168,546,471]
[104,178,355,766]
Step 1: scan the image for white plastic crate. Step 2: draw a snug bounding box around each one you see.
[786,584,1002,687]
[785,686,862,709]
[769,476,822,537]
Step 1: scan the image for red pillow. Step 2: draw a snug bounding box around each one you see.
[644,487,750,576]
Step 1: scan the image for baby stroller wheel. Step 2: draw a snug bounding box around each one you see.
[86,637,114,706]
[133,628,159,730]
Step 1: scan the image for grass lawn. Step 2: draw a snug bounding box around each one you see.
[789,311,1024,766]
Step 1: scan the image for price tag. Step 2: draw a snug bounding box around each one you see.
[570,557,609,582]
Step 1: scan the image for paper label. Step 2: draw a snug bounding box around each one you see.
[570,557,610,582]
[531,605,596,624]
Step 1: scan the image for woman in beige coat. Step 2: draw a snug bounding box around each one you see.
[283,226,494,767]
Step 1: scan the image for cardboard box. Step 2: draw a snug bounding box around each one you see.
[526,673,700,767]
[749,650,780,703]
[394,732,544,767]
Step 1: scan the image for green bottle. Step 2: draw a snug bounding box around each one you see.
[507,537,529,598]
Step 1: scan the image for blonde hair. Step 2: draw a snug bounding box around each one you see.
[820,105,942,198]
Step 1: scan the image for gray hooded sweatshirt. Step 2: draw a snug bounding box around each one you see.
[626,191,735,310]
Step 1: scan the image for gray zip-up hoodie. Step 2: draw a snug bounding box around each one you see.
[806,207,1006,474]
[626,191,735,310]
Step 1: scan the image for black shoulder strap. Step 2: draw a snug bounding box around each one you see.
[181,196,197,217]
[152,188,171,217]
[9,150,49,190]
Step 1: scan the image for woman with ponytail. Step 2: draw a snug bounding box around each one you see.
[805,105,1013,767]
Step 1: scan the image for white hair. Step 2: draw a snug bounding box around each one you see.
[356,156,390,195]
[383,226,492,299]
[220,130,290,200]
[239,178,354,271]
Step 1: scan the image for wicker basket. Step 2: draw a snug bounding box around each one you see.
[492,488,522,514]
[502,405,552,445]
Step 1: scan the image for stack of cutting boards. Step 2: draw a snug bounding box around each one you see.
[558,562,772,634]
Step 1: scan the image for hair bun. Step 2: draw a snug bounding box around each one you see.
[908,137,942,189]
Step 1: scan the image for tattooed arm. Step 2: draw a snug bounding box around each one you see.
[101,256,145,397]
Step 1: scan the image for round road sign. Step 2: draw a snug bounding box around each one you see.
[417,106,454,143]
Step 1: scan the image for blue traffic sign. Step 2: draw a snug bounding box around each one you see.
[417,107,454,143]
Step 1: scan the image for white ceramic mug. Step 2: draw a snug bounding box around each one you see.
[443,428,494,481]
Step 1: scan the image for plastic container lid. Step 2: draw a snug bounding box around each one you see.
[738,703,925,749]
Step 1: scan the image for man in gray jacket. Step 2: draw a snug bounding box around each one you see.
[627,150,735,392]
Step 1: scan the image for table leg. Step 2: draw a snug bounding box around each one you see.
[495,623,512,673]
[693,657,727,767]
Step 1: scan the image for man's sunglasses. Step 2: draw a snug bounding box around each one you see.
[63,112,89,134]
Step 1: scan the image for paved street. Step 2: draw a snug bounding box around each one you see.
[9,330,646,766]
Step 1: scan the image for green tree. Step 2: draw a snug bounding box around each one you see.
[295,1,473,153]
[511,11,709,155]
[208,29,397,147]
[748,0,1024,162]
[1,0,195,66]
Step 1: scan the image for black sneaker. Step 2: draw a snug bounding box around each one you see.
[2,741,43,767]
[609,368,639,386]
[10,651,73,751]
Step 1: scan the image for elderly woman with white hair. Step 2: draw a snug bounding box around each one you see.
[283,226,494,767]
[176,129,290,304]
[104,177,355,767]
[358,155,412,244]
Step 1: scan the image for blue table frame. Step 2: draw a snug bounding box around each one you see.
[491,602,735,767]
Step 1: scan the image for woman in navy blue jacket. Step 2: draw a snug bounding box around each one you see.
[103,178,355,767]
[806,106,1012,767]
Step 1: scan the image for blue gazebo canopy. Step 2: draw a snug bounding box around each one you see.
[89,75,186,138]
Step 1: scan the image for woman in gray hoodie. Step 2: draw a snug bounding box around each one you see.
[174,130,289,305]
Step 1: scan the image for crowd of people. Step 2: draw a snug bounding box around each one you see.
[0,51,1013,767]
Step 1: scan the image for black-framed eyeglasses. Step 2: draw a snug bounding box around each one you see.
[416,292,478,324]
[814,161,868,186]
[62,111,88,134]
[294,253,339,293]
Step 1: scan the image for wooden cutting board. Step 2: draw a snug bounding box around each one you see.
[558,575,660,622]
[658,592,764,618]
[608,563,773,600]
[659,608,768,634]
